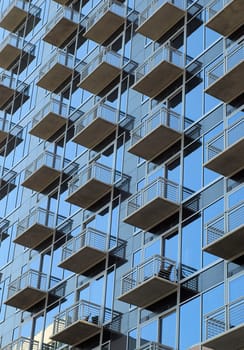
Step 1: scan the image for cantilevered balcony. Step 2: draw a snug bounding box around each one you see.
[2,337,39,350]
[203,202,244,260]
[129,106,182,161]
[37,50,79,94]
[118,255,177,308]
[0,0,41,35]
[205,40,244,103]
[0,33,35,73]
[0,72,29,113]
[43,7,81,49]
[30,98,72,142]
[59,227,126,275]
[205,0,244,37]
[0,167,16,200]
[203,297,244,350]
[14,208,67,250]
[52,0,74,5]
[83,0,126,44]
[66,162,130,209]
[0,219,9,242]
[5,270,60,311]
[51,300,121,346]
[132,44,185,98]
[136,0,186,41]
[136,342,173,350]
[204,117,244,177]
[22,151,76,194]
[0,115,23,156]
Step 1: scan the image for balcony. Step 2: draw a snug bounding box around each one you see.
[118,255,177,308]
[29,98,72,142]
[59,227,126,275]
[5,270,60,311]
[0,73,29,113]
[52,0,74,5]
[2,337,39,350]
[136,342,173,350]
[14,208,67,250]
[132,44,184,98]
[37,50,79,94]
[66,162,130,210]
[205,40,244,103]
[204,117,244,177]
[203,297,244,350]
[203,202,244,260]
[136,0,185,41]
[0,219,9,242]
[0,115,23,156]
[51,300,121,346]
[22,151,76,194]
[0,167,16,200]
[205,0,244,37]
[0,33,35,73]
[43,7,81,49]
[0,0,41,36]
[129,106,182,161]
[84,0,126,44]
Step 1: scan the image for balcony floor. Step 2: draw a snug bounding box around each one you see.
[133,61,183,98]
[0,179,16,200]
[124,197,179,231]
[0,6,28,33]
[66,178,112,209]
[5,287,46,310]
[37,63,74,93]
[51,320,101,346]
[30,112,67,141]
[73,117,117,149]
[43,17,79,48]
[118,276,177,308]
[0,85,15,110]
[129,124,182,160]
[203,225,244,260]
[59,246,106,275]
[204,138,244,177]
[206,0,244,37]
[14,222,54,249]
[202,324,244,350]
[0,43,35,73]
[136,2,185,41]
[22,165,61,193]
[205,61,244,103]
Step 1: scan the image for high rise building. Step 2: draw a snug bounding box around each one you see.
[0,0,243,349]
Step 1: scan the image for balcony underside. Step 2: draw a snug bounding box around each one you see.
[37,63,74,93]
[202,324,244,350]
[0,179,16,200]
[129,125,182,161]
[0,130,22,156]
[133,61,183,98]
[118,276,177,308]
[51,320,101,346]
[53,0,73,5]
[84,11,124,44]
[43,18,79,48]
[204,138,244,177]
[0,6,28,33]
[78,62,121,95]
[203,225,244,260]
[73,117,117,149]
[5,287,46,311]
[0,85,29,113]
[59,246,106,275]
[0,44,35,73]
[205,61,244,103]
[66,179,112,209]
[206,0,244,37]
[136,2,185,41]
[124,197,179,231]
[0,85,16,110]
[14,223,54,249]
[22,166,61,193]
[30,112,67,141]
[0,231,9,242]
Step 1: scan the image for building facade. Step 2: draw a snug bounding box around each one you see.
[0,0,243,349]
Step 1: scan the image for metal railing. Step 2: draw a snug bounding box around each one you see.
[134,43,185,82]
[53,300,121,335]
[0,32,35,56]
[206,117,244,162]
[0,72,29,94]
[1,337,39,350]
[206,0,232,21]
[45,6,80,34]
[0,167,16,184]
[136,342,173,350]
[204,297,244,340]
[206,40,244,88]
[121,255,177,295]
[0,117,23,138]
[130,106,182,146]
[205,201,244,246]
[0,0,41,22]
